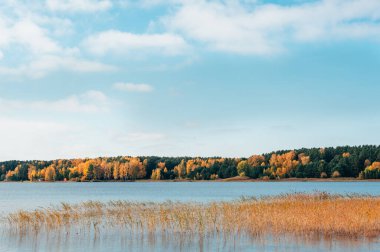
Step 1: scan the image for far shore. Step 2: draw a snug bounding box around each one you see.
[2,176,380,183]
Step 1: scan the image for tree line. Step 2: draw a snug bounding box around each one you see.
[1,145,380,182]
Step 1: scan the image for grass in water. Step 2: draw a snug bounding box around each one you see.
[4,192,380,239]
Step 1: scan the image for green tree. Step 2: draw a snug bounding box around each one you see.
[237,160,250,176]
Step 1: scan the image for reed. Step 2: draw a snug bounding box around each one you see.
[4,193,380,239]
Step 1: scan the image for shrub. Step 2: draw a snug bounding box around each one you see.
[332,170,341,178]
[320,172,328,178]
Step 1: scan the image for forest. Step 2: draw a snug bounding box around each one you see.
[1,145,380,182]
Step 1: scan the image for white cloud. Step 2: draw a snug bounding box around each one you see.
[0,2,116,78]
[0,90,110,113]
[161,0,380,55]
[46,0,112,12]
[113,82,154,92]
[33,16,74,37]
[28,55,116,76]
[83,30,189,56]
[0,55,116,78]
[0,19,61,55]
[135,0,181,8]
[1,0,379,80]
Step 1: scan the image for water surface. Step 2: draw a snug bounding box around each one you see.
[1,181,380,215]
[1,181,380,252]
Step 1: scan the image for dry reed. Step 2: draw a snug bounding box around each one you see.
[4,193,380,239]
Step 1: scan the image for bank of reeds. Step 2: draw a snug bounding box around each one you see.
[4,193,380,239]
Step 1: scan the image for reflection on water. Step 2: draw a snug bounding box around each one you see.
[1,182,380,251]
[1,225,379,252]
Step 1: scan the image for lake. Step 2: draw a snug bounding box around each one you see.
[1,181,380,251]
[1,181,380,215]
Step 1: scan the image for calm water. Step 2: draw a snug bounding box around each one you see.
[1,181,380,251]
[1,181,380,215]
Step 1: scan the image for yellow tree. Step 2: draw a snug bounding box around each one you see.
[128,158,144,180]
[174,159,186,179]
[103,161,113,180]
[237,160,250,177]
[5,170,16,181]
[151,168,162,180]
[270,151,299,177]
[298,153,310,165]
[119,162,128,181]
[248,155,265,167]
[28,165,37,181]
[113,162,120,180]
[82,160,95,180]
[186,160,200,175]
[45,165,56,181]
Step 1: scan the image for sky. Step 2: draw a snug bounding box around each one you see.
[0,0,380,161]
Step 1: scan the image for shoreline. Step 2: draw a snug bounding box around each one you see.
[2,177,380,183]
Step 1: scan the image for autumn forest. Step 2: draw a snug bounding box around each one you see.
[2,145,380,182]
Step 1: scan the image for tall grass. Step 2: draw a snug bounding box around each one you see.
[4,193,380,240]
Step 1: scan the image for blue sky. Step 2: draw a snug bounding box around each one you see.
[0,0,380,160]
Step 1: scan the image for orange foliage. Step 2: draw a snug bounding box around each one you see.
[248,155,265,167]
[298,153,310,165]
[270,151,299,176]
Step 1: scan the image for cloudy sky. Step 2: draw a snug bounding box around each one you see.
[0,0,379,160]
